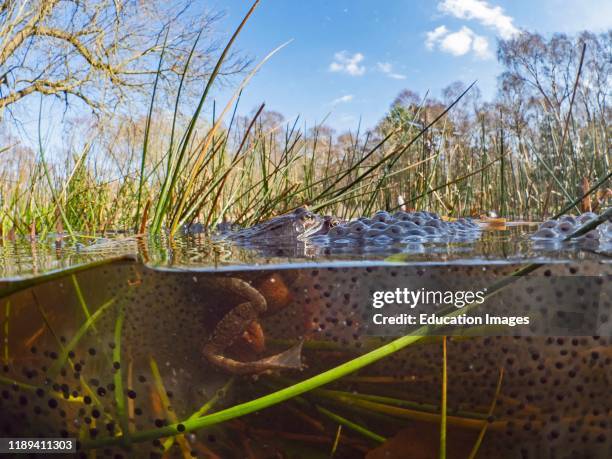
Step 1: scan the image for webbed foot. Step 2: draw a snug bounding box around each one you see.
[204,340,303,375]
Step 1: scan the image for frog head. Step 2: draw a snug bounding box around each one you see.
[291,207,326,240]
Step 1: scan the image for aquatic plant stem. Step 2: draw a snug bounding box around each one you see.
[71,274,95,329]
[468,367,504,459]
[330,425,342,457]
[135,29,168,231]
[552,170,611,220]
[386,156,503,212]
[36,97,76,242]
[161,377,234,452]
[0,374,84,403]
[316,405,386,444]
[149,357,192,457]
[113,308,130,449]
[187,378,235,421]
[150,1,261,233]
[164,1,265,235]
[322,82,477,203]
[169,39,291,234]
[319,394,504,431]
[541,42,587,218]
[439,336,447,459]
[262,379,388,445]
[529,147,580,211]
[81,332,427,449]
[499,110,506,218]
[30,290,117,427]
[2,300,9,364]
[295,385,488,421]
[48,298,115,378]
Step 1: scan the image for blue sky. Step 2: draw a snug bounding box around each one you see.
[211,0,611,131]
[7,0,610,151]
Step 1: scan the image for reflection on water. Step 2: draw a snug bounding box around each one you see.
[2,223,610,281]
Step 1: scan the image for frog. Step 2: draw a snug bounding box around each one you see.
[203,207,325,373]
[201,273,305,374]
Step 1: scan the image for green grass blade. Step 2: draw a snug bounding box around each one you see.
[316,405,386,444]
[48,298,115,380]
[467,367,504,459]
[136,28,169,230]
[113,307,130,448]
[439,336,447,459]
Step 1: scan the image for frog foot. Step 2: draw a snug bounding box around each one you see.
[204,340,303,375]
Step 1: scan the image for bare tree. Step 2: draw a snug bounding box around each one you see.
[0,0,247,119]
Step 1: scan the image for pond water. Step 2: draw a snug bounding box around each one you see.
[0,223,610,458]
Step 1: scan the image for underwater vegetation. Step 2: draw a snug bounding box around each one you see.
[0,257,610,458]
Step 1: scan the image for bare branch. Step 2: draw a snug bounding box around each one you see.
[0,0,248,117]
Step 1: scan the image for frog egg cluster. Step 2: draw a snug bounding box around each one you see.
[311,210,481,245]
[531,210,611,244]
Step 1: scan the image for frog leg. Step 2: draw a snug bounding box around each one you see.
[203,278,303,374]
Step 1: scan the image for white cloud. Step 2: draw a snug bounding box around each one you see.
[331,94,354,105]
[438,0,519,39]
[471,34,491,58]
[440,27,474,55]
[426,25,449,49]
[376,62,407,80]
[425,25,491,59]
[329,51,366,76]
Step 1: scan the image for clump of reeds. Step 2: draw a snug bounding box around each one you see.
[0,2,609,240]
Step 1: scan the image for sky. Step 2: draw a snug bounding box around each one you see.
[210,0,612,132]
[5,0,610,151]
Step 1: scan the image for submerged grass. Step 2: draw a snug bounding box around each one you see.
[81,254,542,451]
[316,405,386,444]
[304,387,488,421]
[2,300,8,364]
[72,274,92,324]
[266,378,388,445]
[149,357,192,457]
[48,298,115,378]
[330,424,343,457]
[467,367,505,459]
[80,332,426,449]
[113,308,130,449]
[439,336,447,459]
[294,384,495,433]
